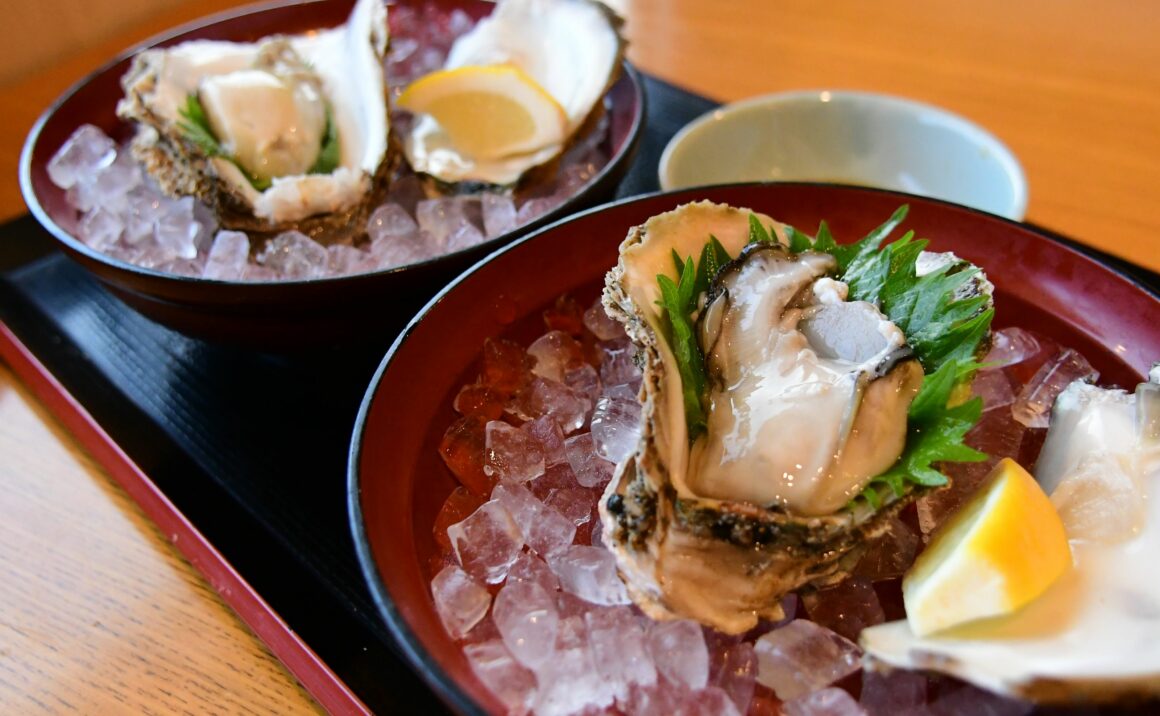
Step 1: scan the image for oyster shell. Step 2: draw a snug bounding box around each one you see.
[117,0,390,241]
[403,0,624,186]
[597,201,989,634]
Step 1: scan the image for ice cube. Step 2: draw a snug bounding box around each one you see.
[508,377,589,434]
[563,363,602,408]
[430,564,491,639]
[973,369,1016,413]
[599,337,642,388]
[802,576,886,642]
[564,433,615,487]
[439,414,492,496]
[585,606,657,702]
[366,202,419,241]
[485,421,546,483]
[463,640,536,715]
[482,338,534,393]
[532,643,614,716]
[446,221,487,253]
[153,196,200,260]
[47,124,116,189]
[754,620,863,700]
[527,330,582,383]
[507,550,559,594]
[782,687,868,716]
[368,230,439,269]
[326,244,366,276]
[542,295,585,336]
[482,192,518,238]
[983,327,1040,368]
[492,579,559,669]
[257,231,328,279]
[521,416,567,467]
[448,500,523,583]
[515,196,558,225]
[90,151,142,211]
[78,207,123,250]
[711,641,757,714]
[583,298,624,341]
[546,544,630,606]
[203,231,251,280]
[859,668,927,714]
[647,620,710,689]
[1011,348,1099,428]
[455,383,507,421]
[416,197,471,247]
[590,394,643,463]
[433,486,486,552]
[492,482,576,557]
[546,487,596,526]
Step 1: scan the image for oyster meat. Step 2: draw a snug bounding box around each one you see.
[402,0,624,186]
[598,201,991,634]
[117,0,390,240]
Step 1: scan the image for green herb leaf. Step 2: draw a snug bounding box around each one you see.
[657,262,708,439]
[748,214,778,245]
[308,104,340,175]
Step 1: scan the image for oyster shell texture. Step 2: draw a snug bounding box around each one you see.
[598,201,977,634]
[117,0,390,242]
[404,0,625,186]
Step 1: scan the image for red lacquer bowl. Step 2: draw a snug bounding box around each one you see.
[349,184,1160,713]
[19,0,644,347]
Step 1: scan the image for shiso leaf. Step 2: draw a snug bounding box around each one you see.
[307,103,341,176]
[178,93,273,191]
[657,258,708,439]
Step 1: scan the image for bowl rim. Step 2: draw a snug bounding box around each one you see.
[657,89,1028,221]
[18,0,647,291]
[348,181,1156,714]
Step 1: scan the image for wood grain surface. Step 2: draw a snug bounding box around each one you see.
[0,0,1157,712]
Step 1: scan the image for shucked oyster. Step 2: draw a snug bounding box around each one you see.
[598,201,993,634]
[117,0,390,240]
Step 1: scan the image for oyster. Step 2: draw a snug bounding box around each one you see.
[402,0,624,186]
[598,201,992,634]
[117,0,390,240]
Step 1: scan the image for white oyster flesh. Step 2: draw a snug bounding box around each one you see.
[690,246,920,515]
[861,371,1160,703]
[405,0,622,185]
[118,0,388,224]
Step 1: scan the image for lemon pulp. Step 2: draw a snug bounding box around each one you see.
[903,458,1072,637]
[397,65,567,160]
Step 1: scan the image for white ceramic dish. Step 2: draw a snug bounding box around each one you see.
[659,90,1027,220]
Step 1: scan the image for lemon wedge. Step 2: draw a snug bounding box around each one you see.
[397,65,567,160]
[903,458,1072,637]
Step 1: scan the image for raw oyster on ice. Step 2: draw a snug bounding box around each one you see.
[117,0,390,241]
[400,0,624,186]
[598,201,993,634]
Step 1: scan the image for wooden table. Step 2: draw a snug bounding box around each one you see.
[0,0,1156,712]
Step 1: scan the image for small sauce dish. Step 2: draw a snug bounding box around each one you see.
[659,90,1027,220]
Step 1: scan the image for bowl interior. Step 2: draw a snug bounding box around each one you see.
[19,0,643,345]
[351,183,1158,712]
[659,92,1026,220]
